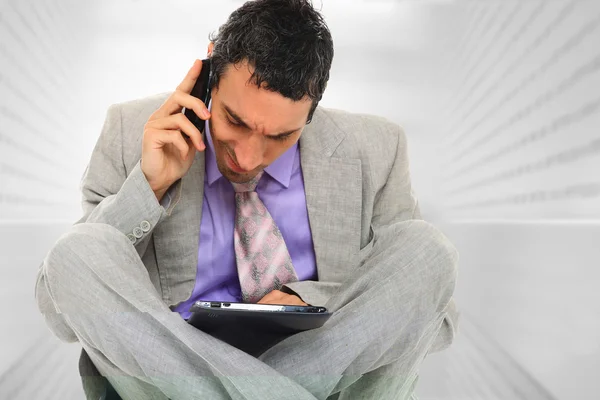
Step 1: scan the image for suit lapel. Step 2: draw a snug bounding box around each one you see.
[153,150,204,306]
[300,109,362,282]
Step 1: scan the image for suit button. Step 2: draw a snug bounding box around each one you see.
[140,220,151,232]
[133,227,143,238]
[127,234,137,244]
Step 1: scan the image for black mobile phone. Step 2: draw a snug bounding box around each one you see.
[183,58,213,136]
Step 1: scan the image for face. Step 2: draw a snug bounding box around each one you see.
[208,61,313,183]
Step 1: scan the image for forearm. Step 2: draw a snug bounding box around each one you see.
[79,160,181,256]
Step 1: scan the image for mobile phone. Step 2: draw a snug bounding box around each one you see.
[182,58,213,136]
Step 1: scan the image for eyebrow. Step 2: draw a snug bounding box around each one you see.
[223,103,302,138]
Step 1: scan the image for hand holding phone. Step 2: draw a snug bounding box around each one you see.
[140,59,211,202]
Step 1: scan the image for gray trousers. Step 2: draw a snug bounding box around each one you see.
[37,220,457,400]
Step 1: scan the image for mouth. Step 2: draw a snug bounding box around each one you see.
[225,151,248,174]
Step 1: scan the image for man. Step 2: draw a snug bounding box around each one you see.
[35,0,459,399]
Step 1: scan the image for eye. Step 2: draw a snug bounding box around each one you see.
[226,117,240,127]
[270,133,293,142]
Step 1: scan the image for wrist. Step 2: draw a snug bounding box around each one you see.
[153,188,168,203]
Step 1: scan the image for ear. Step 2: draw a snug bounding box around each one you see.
[207,42,214,57]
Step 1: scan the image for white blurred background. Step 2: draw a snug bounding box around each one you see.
[1,0,599,399]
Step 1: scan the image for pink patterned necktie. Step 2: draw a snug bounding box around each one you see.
[231,171,299,303]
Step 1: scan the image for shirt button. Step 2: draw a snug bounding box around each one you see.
[127,234,137,244]
[133,227,143,238]
[140,220,151,232]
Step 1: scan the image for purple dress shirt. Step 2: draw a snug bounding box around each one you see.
[172,109,317,320]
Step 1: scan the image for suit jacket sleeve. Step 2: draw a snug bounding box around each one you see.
[76,103,181,249]
[34,103,182,343]
[283,124,459,354]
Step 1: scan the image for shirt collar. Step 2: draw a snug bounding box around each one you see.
[205,100,297,189]
[263,143,296,188]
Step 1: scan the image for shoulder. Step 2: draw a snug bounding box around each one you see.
[309,107,410,190]
[103,92,171,170]
[317,106,401,133]
[314,106,406,162]
[111,91,172,129]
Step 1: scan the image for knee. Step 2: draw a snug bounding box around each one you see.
[409,220,458,282]
[43,223,132,301]
[46,223,128,268]
[408,220,458,311]
[379,220,458,271]
[377,220,459,304]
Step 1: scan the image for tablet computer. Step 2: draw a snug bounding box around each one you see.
[187,301,332,356]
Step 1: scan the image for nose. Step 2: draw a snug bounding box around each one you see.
[233,134,264,171]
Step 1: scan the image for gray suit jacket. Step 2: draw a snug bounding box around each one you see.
[35,92,458,398]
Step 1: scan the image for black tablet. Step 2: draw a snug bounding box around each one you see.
[187,301,332,357]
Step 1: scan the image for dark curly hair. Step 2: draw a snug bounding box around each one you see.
[208,0,334,123]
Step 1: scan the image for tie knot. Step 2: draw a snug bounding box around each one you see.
[231,171,264,193]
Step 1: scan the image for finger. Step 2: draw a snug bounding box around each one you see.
[176,59,203,94]
[280,293,307,306]
[286,296,306,306]
[258,291,307,306]
[147,128,191,160]
[148,114,205,151]
[258,292,277,304]
[157,90,212,121]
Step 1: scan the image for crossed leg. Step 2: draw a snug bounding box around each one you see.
[259,220,457,399]
[38,220,457,400]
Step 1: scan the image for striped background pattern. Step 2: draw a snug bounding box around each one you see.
[438,0,600,220]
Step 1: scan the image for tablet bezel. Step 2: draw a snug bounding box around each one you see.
[191,301,328,314]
